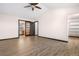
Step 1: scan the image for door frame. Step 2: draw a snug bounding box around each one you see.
[18,19,32,37]
[18,19,39,38]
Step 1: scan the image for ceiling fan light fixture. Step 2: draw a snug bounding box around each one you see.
[29,3,39,5]
[24,3,42,11]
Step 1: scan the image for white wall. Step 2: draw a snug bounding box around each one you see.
[39,9,69,41]
[35,22,38,35]
[0,14,18,39]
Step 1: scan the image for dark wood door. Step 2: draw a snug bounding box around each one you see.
[30,22,35,36]
[25,22,30,36]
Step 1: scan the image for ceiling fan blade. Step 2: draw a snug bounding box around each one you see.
[24,5,31,8]
[35,6,42,9]
[29,3,38,6]
[32,7,34,11]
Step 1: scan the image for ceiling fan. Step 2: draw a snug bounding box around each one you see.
[24,3,42,11]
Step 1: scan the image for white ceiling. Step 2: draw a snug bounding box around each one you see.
[0,3,47,19]
[43,3,79,9]
[0,3,79,19]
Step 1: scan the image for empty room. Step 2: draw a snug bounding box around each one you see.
[0,3,79,56]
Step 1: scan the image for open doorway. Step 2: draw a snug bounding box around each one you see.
[18,20,38,37]
[68,14,79,40]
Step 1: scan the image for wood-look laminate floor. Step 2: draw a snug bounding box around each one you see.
[0,36,79,56]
